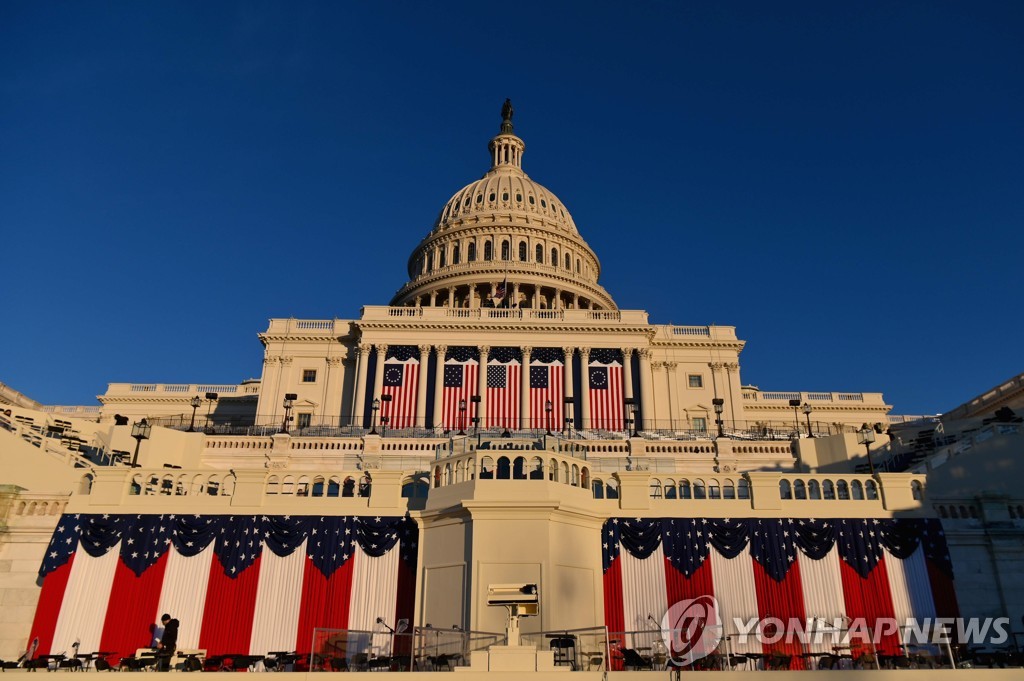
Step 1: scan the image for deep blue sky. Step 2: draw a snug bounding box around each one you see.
[2,1,1021,415]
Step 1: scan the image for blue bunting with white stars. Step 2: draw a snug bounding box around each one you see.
[40,513,418,581]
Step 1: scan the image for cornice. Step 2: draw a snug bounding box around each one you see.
[650,340,747,351]
[355,321,654,335]
[97,395,258,405]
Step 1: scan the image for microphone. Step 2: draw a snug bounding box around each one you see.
[375,617,395,634]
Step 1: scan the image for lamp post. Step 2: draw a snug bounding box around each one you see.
[626,400,639,437]
[788,398,801,437]
[187,395,202,432]
[130,419,152,467]
[545,400,553,436]
[857,424,877,475]
[370,398,381,435]
[712,398,725,438]
[470,395,481,436]
[381,415,389,438]
[380,394,393,436]
[458,399,466,435]
[204,392,218,433]
[803,403,815,438]
[280,393,296,434]
[564,395,574,438]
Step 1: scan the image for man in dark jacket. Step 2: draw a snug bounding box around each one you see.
[156,614,179,671]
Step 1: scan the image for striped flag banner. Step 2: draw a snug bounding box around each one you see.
[588,349,624,431]
[486,348,521,429]
[442,347,479,431]
[382,346,420,429]
[29,514,417,663]
[529,348,563,431]
[602,517,957,669]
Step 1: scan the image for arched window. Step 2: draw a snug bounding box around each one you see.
[650,478,663,498]
[452,243,461,265]
[571,464,580,486]
[822,480,836,499]
[911,480,924,501]
[606,478,619,499]
[439,248,447,268]
[723,480,736,499]
[550,247,558,266]
[593,479,604,499]
[468,242,477,262]
[851,481,864,500]
[794,480,807,500]
[938,505,948,518]
[680,480,692,499]
[501,240,510,260]
[480,456,494,479]
[549,458,558,482]
[519,242,527,261]
[693,480,707,499]
[530,456,545,480]
[780,480,792,499]
[576,258,581,273]
[808,480,821,499]
[949,506,959,518]
[737,479,750,499]
[484,241,493,261]
[497,457,511,479]
[426,251,433,272]
[581,467,590,489]
[327,477,341,497]
[433,467,441,488]
[664,478,677,499]
[565,253,571,270]
[536,244,544,262]
[837,481,850,500]
[444,464,452,485]
[865,480,879,500]
[513,456,527,479]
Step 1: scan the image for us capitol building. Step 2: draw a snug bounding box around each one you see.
[1,103,1020,676]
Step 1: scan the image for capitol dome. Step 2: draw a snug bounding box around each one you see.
[390,101,617,311]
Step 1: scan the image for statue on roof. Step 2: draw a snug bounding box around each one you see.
[500,98,514,133]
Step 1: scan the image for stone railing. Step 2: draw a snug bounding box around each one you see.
[741,390,888,406]
[359,306,650,325]
[105,382,260,396]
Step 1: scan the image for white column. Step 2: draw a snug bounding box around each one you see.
[352,344,371,426]
[725,362,740,428]
[579,347,591,430]
[638,348,654,431]
[416,345,431,428]
[622,348,635,401]
[477,345,490,427]
[322,356,343,425]
[664,362,678,431]
[432,345,447,429]
[520,346,532,430]
[562,347,575,427]
[371,344,389,416]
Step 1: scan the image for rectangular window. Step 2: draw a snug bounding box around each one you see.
[297,413,312,429]
[692,417,707,432]
[688,374,703,388]
[302,369,317,383]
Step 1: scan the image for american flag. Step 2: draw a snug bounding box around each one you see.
[382,346,419,429]
[442,346,479,431]
[486,347,521,429]
[588,348,624,431]
[529,348,563,430]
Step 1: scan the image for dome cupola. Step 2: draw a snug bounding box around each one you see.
[390,101,616,311]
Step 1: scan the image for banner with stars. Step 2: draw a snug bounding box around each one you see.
[30,514,417,662]
[601,517,957,667]
[587,348,624,431]
[382,346,420,429]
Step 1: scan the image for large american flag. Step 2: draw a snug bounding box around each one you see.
[529,348,563,430]
[382,346,419,429]
[486,347,521,429]
[588,348,624,431]
[442,346,479,431]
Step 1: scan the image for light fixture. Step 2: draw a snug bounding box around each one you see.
[370,397,381,435]
[458,398,467,435]
[188,395,202,432]
[788,398,801,438]
[712,398,725,438]
[857,424,877,475]
[802,402,814,438]
[130,419,152,467]
[545,399,553,436]
[281,393,297,434]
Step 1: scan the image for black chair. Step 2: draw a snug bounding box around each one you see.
[620,648,652,671]
[549,636,576,669]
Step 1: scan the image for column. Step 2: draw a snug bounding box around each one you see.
[579,347,591,430]
[371,344,389,421]
[260,356,280,425]
[638,348,654,431]
[622,348,635,401]
[520,346,532,430]
[664,362,678,431]
[562,347,575,428]
[322,355,344,425]
[724,362,740,428]
[572,293,579,309]
[477,345,490,427]
[352,344,371,426]
[416,345,431,428]
[513,283,520,308]
[447,289,455,308]
[432,345,447,429]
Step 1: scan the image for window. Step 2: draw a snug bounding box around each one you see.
[439,248,447,267]
[564,253,571,270]
[426,251,433,271]
[302,369,317,383]
[529,195,535,205]
[536,244,544,262]
[501,240,510,260]
[692,417,707,432]
[452,243,460,265]
[484,241,492,261]
[502,192,509,201]
[519,242,527,261]
[576,258,581,273]
[297,413,311,429]
[550,248,558,266]
[489,192,495,202]
[468,242,476,262]
[688,374,704,388]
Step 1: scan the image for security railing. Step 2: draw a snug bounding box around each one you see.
[309,626,504,672]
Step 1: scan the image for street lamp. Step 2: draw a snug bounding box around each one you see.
[625,399,639,437]
[280,393,297,434]
[857,424,877,475]
[788,398,802,438]
[545,400,553,436]
[803,403,815,438]
[204,392,218,433]
[712,398,725,438]
[458,399,467,435]
[130,419,152,467]
[380,394,393,436]
[381,415,390,438]
[187,395,202,432]
[564,395,574,437]
[370,398,381,435]
[471,395,481,436]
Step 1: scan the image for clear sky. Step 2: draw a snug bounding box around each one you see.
[1,1,1021,415]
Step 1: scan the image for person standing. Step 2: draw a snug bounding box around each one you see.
[156,614,179,672]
